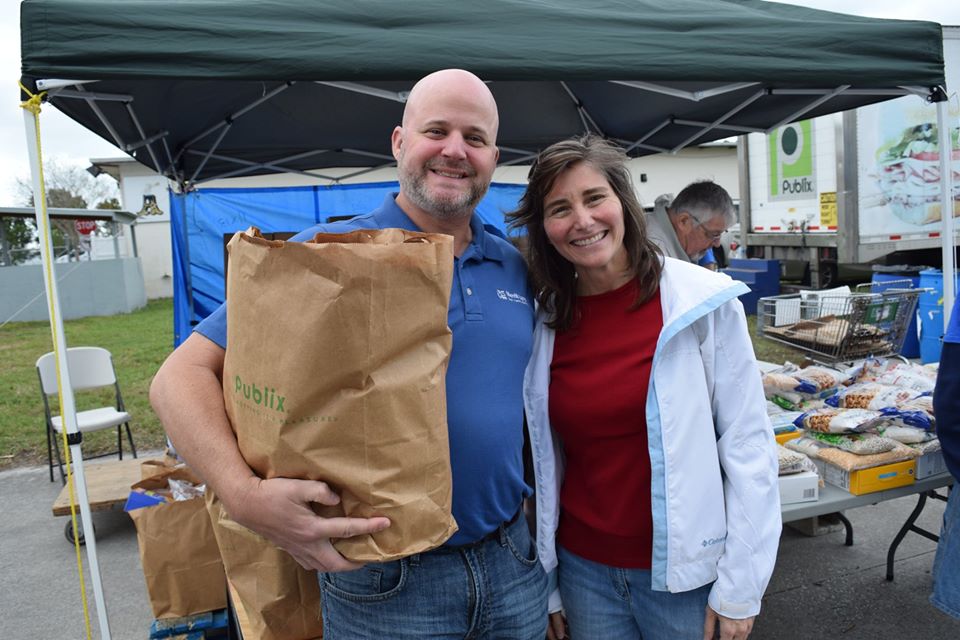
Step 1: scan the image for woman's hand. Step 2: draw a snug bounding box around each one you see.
[546,611,567,640]
[703,606,754,640]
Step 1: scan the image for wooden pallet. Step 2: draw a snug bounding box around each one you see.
[51,456,153,516]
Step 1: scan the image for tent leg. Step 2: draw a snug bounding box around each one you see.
[938,100,956,327]
[22,104,113,640]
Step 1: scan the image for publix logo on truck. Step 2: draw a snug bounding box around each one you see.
[769,120,816,201]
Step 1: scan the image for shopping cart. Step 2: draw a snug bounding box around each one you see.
[756,280,926,363]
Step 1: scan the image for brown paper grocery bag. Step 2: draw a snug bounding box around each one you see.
[206,491,323,640]
[128,468,227,619]
[222,226,457,562]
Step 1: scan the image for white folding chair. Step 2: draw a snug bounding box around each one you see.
[36,346,138,483]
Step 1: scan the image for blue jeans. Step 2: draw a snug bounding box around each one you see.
[931,485,960,619]
[558,545,711,640]
[320,513,548,639]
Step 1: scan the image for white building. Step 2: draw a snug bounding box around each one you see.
[91,141,737,300]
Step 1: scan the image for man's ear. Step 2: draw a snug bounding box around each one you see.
[391,126,404,161]
[494,145,500,164]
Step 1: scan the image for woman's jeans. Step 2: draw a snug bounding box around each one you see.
[320,513,548,639]
[558,545,711,640]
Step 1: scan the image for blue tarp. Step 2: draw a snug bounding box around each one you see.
[170,181,526,346]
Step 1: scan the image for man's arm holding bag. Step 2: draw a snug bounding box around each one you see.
[150,331,390,571]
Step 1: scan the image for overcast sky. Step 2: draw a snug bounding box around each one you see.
[2,0,959,206]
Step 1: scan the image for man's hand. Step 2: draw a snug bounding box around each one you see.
[226,476,391,572]
[546,611,567,640]
[703,606,754,640]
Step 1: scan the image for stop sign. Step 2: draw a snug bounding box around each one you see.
[75,219,98,235]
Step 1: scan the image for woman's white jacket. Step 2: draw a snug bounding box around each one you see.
[524,257,782,619]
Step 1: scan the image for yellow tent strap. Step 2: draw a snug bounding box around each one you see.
[19,80,95,640]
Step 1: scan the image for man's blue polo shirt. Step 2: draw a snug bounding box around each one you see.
[196,194,534,545]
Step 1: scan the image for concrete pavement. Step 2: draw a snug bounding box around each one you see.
[0,460,957,639]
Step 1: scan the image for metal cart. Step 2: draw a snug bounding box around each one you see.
[756,281,926,363]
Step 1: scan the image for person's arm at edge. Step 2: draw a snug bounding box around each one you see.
[149,332,389,571]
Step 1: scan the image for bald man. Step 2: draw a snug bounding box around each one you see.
[151,70,547,638]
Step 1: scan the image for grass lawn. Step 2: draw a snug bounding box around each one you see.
[0,298,174,471]
[0,298,806,471]
[746,314,808,366]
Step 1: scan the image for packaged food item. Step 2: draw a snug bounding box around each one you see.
[879,425,935,444]
[806,432,897,455]
[770,411,804,434]
[777,445,808,475]
[792,365,851,394]
[762,371,803,394]
[785,436,831,459]
[878,407,936,431]
[824,382,916,410]
[909,438,942,455]
[877,369,936,394]
[901,394,933,414]
[795,407,884,434]
[816,441,920,471]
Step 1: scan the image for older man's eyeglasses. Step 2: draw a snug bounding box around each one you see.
[697,220,726,241]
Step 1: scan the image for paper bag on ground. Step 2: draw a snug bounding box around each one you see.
[127,467,226,619]
[206,491,323,640]
[223,226,457,562]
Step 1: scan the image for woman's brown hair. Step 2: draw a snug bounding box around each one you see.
[507,134,662,331]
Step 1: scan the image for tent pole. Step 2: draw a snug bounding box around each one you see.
[938,99,955,328]
[21,106,113,640]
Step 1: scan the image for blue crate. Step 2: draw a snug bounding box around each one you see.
[149,610,228,639]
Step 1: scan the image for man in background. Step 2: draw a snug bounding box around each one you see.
[646,181,735,263]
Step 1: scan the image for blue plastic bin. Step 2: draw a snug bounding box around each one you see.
[917,269,960,363]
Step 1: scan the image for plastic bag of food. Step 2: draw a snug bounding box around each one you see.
[762,371,803,394]
[879,425,936,444]
[795,407,884,434]
[824,382,916,410]
[909,438,941,455]
[785,436,831,459]
[168,478,206,501]
[806,432,898,455]
[770,411,804,434]
[792,365,852,395]
[777,444,809,475]
[817,441,920,471]
[877,370,936,394]
[878,406,936,431]
[901,394,933,414]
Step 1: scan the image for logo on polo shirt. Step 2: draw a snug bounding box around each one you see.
[496,289,529,305]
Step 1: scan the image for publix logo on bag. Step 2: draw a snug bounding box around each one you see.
[234,375,285,412]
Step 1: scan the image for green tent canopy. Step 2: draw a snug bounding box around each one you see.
[20,0,946,189]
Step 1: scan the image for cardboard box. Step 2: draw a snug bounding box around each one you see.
[821,459,916,495]
[915,450,947,480]
[778,470,820,505]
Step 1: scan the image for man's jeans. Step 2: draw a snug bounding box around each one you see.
[931,486,960,619]
[558,545,711,640]
[320,513,548,639]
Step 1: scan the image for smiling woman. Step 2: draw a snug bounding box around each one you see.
[509,134,781,640]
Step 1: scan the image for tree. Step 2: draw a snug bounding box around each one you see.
[9,159,121,262]
[0,218,38,266]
